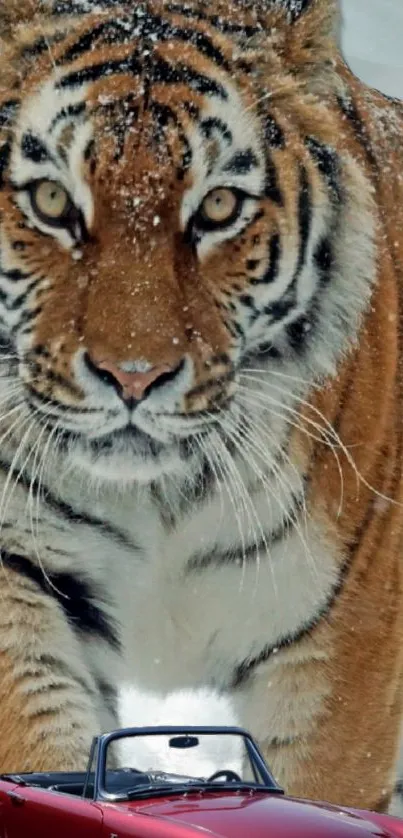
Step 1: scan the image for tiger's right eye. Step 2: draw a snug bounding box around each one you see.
[29,180,75,227]
[201,188,238,225]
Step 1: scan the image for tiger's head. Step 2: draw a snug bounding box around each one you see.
[0,0,375,484]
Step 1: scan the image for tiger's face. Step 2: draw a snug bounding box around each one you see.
[0,1,374,484]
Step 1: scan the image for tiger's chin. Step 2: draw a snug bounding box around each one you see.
[65,427,188,485]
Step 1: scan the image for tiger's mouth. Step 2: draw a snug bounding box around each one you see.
[76,425,165,458]
[56,410,215,483]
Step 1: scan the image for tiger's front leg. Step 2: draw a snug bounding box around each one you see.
[232,622,403,813]
[0,562,111,772]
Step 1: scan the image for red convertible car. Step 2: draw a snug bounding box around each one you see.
[1,725,403,837]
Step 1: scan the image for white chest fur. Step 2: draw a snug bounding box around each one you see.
[96,469,342,694]
[3,449,341,699]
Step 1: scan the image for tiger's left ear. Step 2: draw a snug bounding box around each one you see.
[264,0,341,88]
[271,0,338,27]
[0,0,38,36]
[226,0,340,87]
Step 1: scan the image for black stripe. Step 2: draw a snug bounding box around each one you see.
[239,293,259,312]
[148,99,192,179]
[0,280,38,311]
[46,491,138,553]
[226,317,245,341]
[49,102,86,133]
[305,137,342,202]
[2,551,121,649]
[251,233,281,286]
[25,369,82,400]
[278,0,312,21]
[57,54,142,89]
[200,117,232,144]
[25,388,87,415]
[264,277,297,324]
[52,0,123,11]
[57,49,226,100]
[94,94,139,164]
[175,27,231,71]
[0,99,19,129]
[0,453,138,552]
[149,100,178,137]
[263,114,285,149]
[337,94,380,176]
[232,581,344,687]
[12,305,43,335]
[0,142,11,189]
[187,537,269,573]
[264,157,283,205]
[187,496,303,572]
[165,4,260,39]
[20,27,66,61]
[314,237,334,286]
[56,17,134,64]
[286,314,313,352]
[139,14,233,72]
[232,548,353,689]
[21,133,51,164]
[57,9,231,73]
[222,149,259,175]
[150,56,227,98]
[0,264,32,282]
[186,371,235,400]
[294,164,312,277]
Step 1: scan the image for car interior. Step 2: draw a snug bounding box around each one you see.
[4,769,152,798]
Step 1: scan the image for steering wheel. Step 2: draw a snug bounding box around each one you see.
[207,769,242,783]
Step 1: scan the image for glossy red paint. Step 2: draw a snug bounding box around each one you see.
[101,792,403,838]
[1,777,403,838]
[0,780,102,838]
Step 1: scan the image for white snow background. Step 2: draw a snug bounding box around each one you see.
[119,0,403,778]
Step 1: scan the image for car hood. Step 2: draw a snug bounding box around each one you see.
[113,791,402,838]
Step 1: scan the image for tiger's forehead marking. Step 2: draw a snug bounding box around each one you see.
[10,46,265,251]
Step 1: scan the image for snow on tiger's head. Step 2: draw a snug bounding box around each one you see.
[0,0,375,483]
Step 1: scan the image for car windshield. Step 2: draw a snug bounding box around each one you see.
[92,729,277,798]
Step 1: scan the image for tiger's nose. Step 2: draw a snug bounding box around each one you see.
[87,355,178,401]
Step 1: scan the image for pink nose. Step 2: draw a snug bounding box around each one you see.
[92,359,175,401]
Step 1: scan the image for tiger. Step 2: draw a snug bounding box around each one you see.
[0,0,402,813]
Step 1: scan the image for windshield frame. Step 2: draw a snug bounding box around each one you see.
[86,725,283,802]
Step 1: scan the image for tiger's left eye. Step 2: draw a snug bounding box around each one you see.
[199,188,241,228]
[29,179,74,227]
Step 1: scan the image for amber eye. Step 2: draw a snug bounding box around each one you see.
[199,187,241,229]
[29,180,73,226]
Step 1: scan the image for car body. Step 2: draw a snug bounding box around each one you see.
[1,726,403,838]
